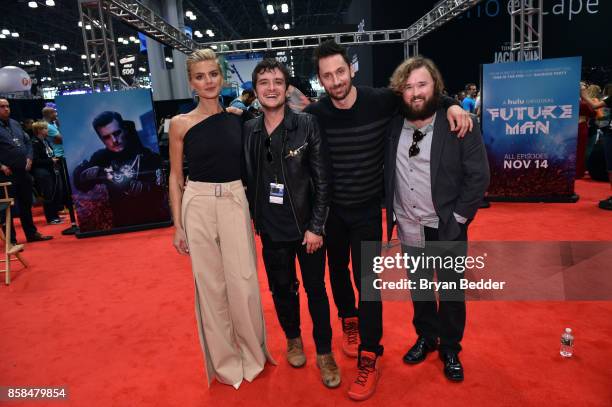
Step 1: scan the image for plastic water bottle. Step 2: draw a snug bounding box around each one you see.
[560,328,574,358]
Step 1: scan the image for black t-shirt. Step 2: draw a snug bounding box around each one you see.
[304,86,398,207]
[258,122,301,242]
[183,112,242,182]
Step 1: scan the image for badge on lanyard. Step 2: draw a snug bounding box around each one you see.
[269,182,285,204]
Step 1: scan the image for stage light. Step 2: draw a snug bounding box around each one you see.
[272,25,278,31]
[134,39,140,43]
[110,62,115,66]
[60,45,67,50]
[185,11,193,17]
[189,14,196,21]
[117,37,124,42]
[284,23,290,29]
[34,61,40,66]
[28,2,38,8]
[54,43,60,48]
[85,24,92,30]
[0,34,6,39]
[194,30,202,37]
[206,29,214,37]
[1,29,9,35]
[43,44,49,49]
[90,53,96,58]
[78,21,82,27]
[281,4,288,13]
[11,32,19,37]
[49,47,56,51]
[46,0,55,6]
[81,54,87,59]
[129,36,136,42]
[210,45,217,50]
[267,5,274,15]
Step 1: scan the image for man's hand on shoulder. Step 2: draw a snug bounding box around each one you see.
[447,105,473,138]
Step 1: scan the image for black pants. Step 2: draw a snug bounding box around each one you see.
[261,234,332,355]
[326,201,383,355]
[0,171,38,242]
[403,224,468,353]
[32,168,62,222]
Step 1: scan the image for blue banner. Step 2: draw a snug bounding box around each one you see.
[482,57,581,200]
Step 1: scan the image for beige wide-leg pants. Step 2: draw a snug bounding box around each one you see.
[182,180,274,389]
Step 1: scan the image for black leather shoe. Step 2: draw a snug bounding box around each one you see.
[26,232,53,242]
[402,336,438,364]
[440,351,464,382]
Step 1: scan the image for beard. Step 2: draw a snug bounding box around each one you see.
[326,81,352,101]
[401,93,440,121]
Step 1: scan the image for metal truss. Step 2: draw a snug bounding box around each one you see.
[510,0,543,60]
[201,0,484,55]
[79,0,124,90]
[103,0,196,54]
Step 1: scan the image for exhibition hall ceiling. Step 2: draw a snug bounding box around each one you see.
[0,0,352,87]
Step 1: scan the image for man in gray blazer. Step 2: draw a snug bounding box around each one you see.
[383,57,490,382]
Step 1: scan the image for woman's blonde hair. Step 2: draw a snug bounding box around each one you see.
[389,56,445,96]
[586,84,601,99]
[186,48,221,79]
[32,120,48,135]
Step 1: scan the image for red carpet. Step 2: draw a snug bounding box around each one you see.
[1,179,611,407]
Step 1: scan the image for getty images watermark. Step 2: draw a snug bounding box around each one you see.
[360,241,612,302]
[371,251,507,291]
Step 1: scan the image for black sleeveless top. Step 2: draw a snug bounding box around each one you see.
[183,112,242,182]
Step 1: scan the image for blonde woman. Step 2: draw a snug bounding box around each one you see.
[169,49,274,389]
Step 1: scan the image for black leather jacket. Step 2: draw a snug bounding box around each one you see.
[243,107,331,236]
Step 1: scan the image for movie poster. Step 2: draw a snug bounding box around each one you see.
[481,57,581,200]
[56,89,171,235]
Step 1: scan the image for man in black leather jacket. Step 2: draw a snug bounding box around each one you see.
[243,59,340,388]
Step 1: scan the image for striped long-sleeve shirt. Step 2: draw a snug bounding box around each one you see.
[305,86,398,207]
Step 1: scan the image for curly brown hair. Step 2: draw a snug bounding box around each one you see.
[389,56,445,96]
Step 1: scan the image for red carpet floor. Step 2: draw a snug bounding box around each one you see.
[1,179,612,407]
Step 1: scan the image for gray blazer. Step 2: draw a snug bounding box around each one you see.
[384,108,490,242]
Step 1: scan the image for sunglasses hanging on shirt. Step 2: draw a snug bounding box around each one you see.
[409,129,426,157]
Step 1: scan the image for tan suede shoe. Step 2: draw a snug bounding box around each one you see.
[316,353,341,388]
[287,337,306,368]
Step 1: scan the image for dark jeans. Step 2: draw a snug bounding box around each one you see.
[403,224,468,353]
[0,170,38,242]
[326,201,383,355]
[261,234,332,355]
[32,168,62,222]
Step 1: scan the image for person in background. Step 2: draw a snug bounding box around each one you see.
[42,106,63,158]
[0,99,53,243]
[22,118,34,138]
[461,83,477,113]
[581,83,612,210]
[577,81,596,179]
[229,88,256,111]
[30,121,63,225]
